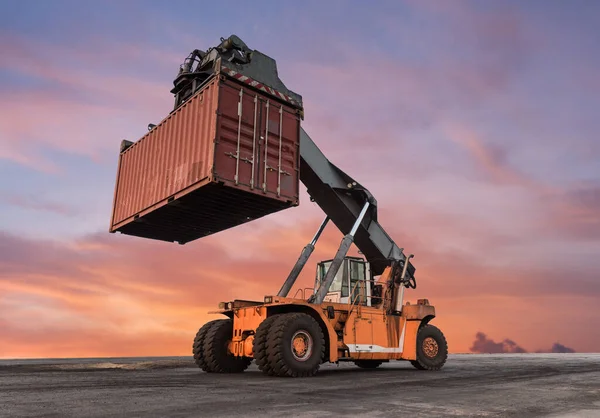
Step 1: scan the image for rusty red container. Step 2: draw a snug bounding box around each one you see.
[109,74,301,244]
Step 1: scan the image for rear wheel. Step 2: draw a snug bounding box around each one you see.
[265,313,325,377]
[202,319,251,373]
[354,360,383,369]
[410,324,448,371]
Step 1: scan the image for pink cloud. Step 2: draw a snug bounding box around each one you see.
[0,192,78,216]
[0,33,178,170]
[442,123,548,190]
[0,141,61,174]
[540,181,600,241]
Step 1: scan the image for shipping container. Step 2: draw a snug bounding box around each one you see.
[109,73,302,244]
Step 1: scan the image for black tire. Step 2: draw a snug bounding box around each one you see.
[354,360,383,369]
[253,314,281,376]
[192,320,220,372]
[410,324,448,371]
[265,313,325,377]
[410,359,427,370]
[203,319,252,373]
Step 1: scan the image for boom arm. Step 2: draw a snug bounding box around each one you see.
[299,128,414,278]
[278,127,416,304]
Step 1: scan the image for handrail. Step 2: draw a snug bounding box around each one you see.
[347,280,365,317]
[292,287,317,301]
[346,278,389,316]
[294,281,386,308]
[292,288,304,299]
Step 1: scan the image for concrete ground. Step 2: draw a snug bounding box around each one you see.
[1,354,599,417]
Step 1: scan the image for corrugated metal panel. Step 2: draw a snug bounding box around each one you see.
[109,74,301,244]
[111,76,219,227]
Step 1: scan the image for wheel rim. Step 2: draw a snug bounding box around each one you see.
[422,336,439,358]
[291,330,313,361]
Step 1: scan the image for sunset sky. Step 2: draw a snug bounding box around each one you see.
[1,0,599,359]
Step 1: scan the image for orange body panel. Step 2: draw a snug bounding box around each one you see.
[342,305,426,361]
[225,298,340,362]
[401,319,421,360]
[216,295,435,363]
[229,305,268,357]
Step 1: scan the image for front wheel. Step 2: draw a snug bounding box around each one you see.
[202,319,252,373]
[410,324,448,371]
[265,312,325,377]
[192,319,221,372]
[253,314,282,376]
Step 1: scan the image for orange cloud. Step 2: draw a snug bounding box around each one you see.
[0,218,333,358]
[1,198,599,359]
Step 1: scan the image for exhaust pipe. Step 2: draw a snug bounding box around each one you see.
[392,254,414,313]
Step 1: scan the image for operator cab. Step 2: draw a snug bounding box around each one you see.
[313,256,372,307]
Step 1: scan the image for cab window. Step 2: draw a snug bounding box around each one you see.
[349,260,366,304]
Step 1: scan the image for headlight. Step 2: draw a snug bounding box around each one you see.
[264,296,272,304]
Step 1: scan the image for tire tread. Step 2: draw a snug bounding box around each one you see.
[253,314,281,375]
[411,324,448,371]
[202,319,251,373]
[192,320,219,372]
[265,312,325,378]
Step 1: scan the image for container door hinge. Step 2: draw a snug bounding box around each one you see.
[250,95,258,189]
[277,105,283,196]
[262,99,270,193]
[234,88,244,185]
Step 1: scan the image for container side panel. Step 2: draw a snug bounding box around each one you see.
[111,78,219,226]
[110,76,300,244]
[213,79,300,204]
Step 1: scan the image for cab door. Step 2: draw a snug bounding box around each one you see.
[315,259,349,303]
[349,259,373,353]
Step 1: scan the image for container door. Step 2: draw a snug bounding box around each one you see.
[254,96,297,200]
[214,81,299,203]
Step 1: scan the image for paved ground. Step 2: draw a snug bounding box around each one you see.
[1,354,599,417]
